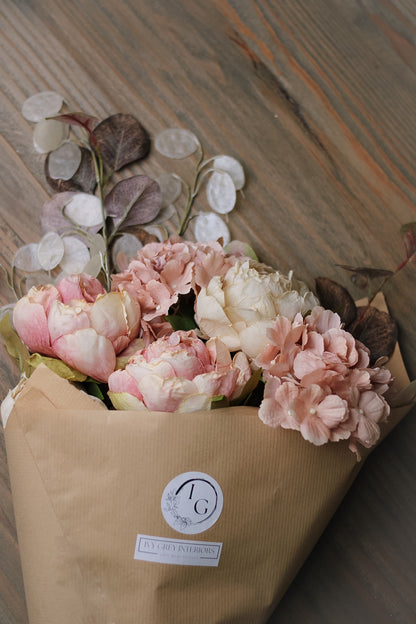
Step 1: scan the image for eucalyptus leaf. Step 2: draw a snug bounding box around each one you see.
[92,113,150,171]
[105,175,161,229]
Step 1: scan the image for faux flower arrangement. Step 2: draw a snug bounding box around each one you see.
[1,91,414,457]
[2,237,397,460]
[1,92,415,624]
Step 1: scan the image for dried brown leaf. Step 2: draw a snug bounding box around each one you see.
[104,175,161,230]
[400,222,416,261]
[314,277,357,326]
[92,113,150,171]
[347,305,398,364]
[337,264,394,279]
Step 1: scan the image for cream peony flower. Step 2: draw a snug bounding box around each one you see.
[195,260,319,357]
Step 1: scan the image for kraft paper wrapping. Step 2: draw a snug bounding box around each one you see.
[3,295,413,624]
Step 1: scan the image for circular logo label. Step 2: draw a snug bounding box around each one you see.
[161,471,223,535]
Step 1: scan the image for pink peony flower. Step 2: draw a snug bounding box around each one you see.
[108,330,252,412]
[111,237,238,322]
[257,306,392,456]
[13,278,141,382]
[57,273,106,303]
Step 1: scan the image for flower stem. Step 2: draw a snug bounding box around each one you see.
[91,148,111,290]
[177,145,205,237]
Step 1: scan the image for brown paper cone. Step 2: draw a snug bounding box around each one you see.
[3,294,413,624]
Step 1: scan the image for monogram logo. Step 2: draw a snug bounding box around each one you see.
[161,472,223,535]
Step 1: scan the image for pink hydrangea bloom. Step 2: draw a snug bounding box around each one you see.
[257,306,392,457]
[111,237,238,322]
[108,330,252,413]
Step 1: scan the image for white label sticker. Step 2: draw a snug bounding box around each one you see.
[161,471,223,535]
[134,534,222,567]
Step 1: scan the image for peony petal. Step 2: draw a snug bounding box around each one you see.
[177,393,213,412]
[108,369,143,399]
[48,299,91,343]
[13,298,55,356]
[53,328,116,382]
[239,321,274,359]
[108,391,147,411]
[137,374,197,412]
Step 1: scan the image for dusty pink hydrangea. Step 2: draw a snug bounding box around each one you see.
[108,330,252,413]
[111,237,238,322]
[257,306,392,457]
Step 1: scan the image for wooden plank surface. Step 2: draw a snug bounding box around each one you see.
[0,1,415,622]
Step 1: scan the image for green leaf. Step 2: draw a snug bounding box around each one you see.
[82,380,105,401]
[165,314,197,331]
[0,313,31,375]
[211,395,229,409]
[28,353,87,382]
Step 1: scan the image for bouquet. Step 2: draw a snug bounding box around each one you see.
[1,92,415,624]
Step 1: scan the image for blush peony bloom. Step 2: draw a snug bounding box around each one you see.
[111,237,239,322]
[195,260,319,357]
[107,330,252,412]
[57,273,106,303]
[257,307,392,457]
[13,279,141,382]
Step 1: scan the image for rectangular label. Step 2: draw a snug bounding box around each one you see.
[134,534,222,567]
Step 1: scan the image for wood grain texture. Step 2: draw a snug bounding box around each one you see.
[0,1,415,622]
